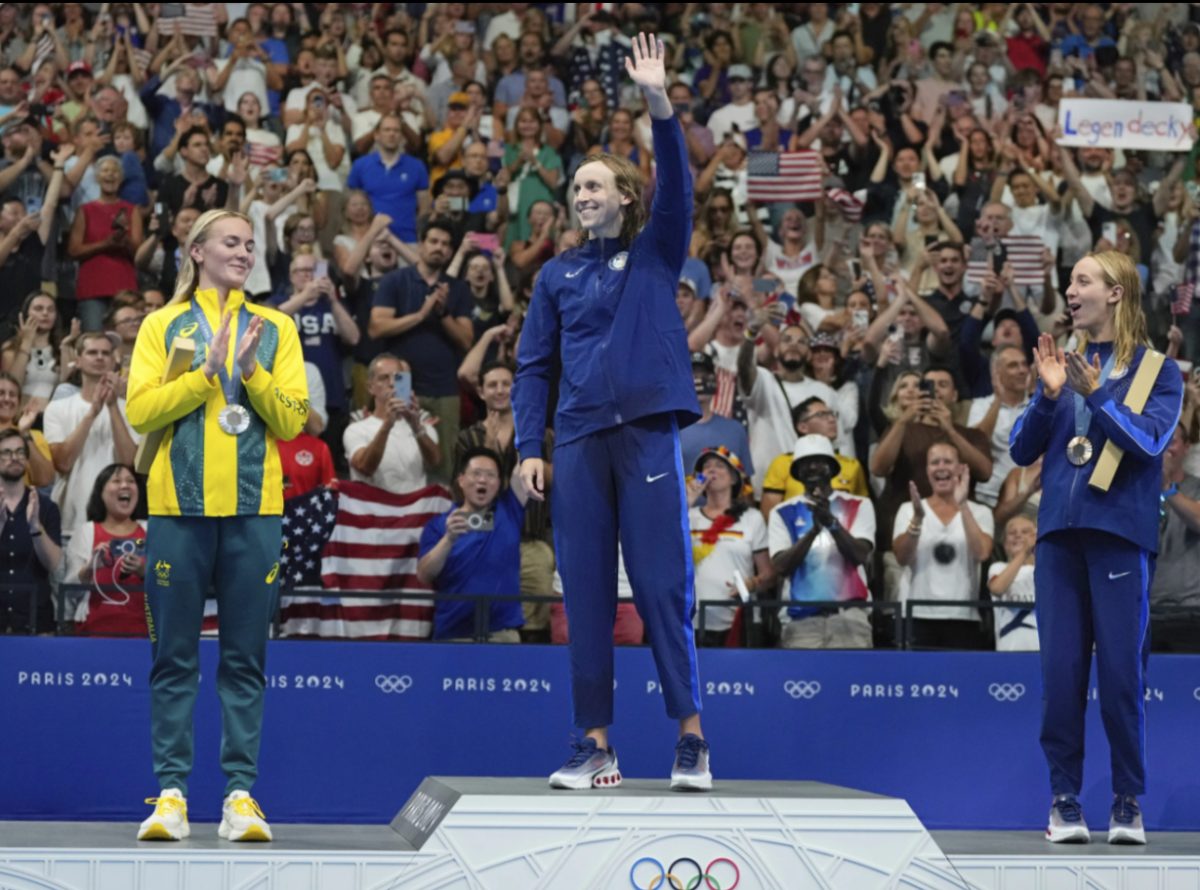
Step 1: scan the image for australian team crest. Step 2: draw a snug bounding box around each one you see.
[609,251,628,271]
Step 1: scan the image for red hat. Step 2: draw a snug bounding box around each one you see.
[68,61,93,78]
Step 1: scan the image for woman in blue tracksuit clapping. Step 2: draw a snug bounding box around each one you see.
[1010,250,1182,845]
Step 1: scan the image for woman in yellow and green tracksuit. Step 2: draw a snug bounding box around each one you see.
[126,209,308,842]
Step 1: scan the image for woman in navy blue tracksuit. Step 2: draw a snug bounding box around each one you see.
[1011,251,1182,844]
[514,34,711,791]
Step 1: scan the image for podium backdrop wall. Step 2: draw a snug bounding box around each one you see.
[5,638,1200,830]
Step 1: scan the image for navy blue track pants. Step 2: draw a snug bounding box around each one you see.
[551,413,703,729]
[1035,529,1152,796]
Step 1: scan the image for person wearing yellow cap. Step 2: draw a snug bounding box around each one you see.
[127,209,308,843]
[427,91,480,188]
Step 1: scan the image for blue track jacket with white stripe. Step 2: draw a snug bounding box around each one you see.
[513,116,700,460]
[1009,341,1183,553]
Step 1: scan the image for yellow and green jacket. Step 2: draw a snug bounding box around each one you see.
[126,288,309,517]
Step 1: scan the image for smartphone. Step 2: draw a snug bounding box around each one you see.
[912,172,926,191]
[312,94,325,109]
[154,201,163,217]
[267,167,288,183]
[1101,222,1118,244]
[752,277,776,293]
[919,380,936,398]
[314,260,328,279]
[446,196,466,212]
[991,242,1007,274]
[453,20,476,34]
[393,370,412,403]
[847,257,862,280]
[852,309,870,329]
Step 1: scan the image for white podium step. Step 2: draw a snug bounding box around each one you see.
[390,776,962,889]
[3,779,1198,889]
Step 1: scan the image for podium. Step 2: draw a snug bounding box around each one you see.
[385,776,962,889]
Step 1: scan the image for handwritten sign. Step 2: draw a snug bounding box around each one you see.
[1057,98,1195,151]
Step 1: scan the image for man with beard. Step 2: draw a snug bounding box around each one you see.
[738,324,838,494]
[369,218,474,481]
[0,427,62,633]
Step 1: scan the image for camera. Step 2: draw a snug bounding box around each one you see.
[464,511,495,532]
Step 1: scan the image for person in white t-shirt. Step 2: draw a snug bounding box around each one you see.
[686,447,772,647]
[892,440,994,649]
[43,332,140,539]
[343,354,440,494]
[967,345,1031,507]
[988,514,1038,651]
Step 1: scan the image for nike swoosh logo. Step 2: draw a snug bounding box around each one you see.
[646,473,669,483]
[565,267,584,278]
[1108,571,1132,581]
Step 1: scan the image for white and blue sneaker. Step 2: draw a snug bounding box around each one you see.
[670,733,712,791]
[1108,794,1146,845]
[549,738,622,789]
[1046,794,1090,843]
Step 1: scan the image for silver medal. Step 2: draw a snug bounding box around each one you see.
[218,404,251,435]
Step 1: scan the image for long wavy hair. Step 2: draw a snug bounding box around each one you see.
[1074,250,1148,371]
[575,152,647,247]
[170,209,254,304]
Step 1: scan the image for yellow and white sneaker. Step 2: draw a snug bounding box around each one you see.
[137,789,189,841]
[219,790,273,842]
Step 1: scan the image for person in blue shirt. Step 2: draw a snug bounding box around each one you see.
[1011,250,1183,846]
[417,446,529,641]
[346,113,430,243]
[515,34,710,792]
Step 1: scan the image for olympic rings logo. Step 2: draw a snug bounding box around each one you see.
[988,682,1026,702]
[629,857,740,890]
[375,674,413,694]
[783,680,821,699]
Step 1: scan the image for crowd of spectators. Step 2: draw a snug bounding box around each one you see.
[3,2,1200,652]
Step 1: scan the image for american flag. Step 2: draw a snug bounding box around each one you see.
[712,366,736,417]
[1173,282,1195,316]
[826,187,863,223]
[131,48,153,78]
[278,481,452,640]
[246,140,282,168]
[197,487,339,636]
[172,3,218,38]
[965,235,1045,289]
[746,151,824,203]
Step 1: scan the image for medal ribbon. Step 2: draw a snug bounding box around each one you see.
[190,299,250,410]
[1073,346,1117,439]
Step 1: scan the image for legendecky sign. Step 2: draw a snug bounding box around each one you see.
[1056,98,1195,151]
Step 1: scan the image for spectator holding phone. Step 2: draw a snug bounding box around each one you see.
[64,463,147,637]
[417,446,531,641]
[67,156,141,332]
[344,353,440,494]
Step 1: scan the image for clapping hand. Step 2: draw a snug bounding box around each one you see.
[907,480,926,522]
[1064,349,1102,398]
[235,315,264,379]
[1032,332,1067,399]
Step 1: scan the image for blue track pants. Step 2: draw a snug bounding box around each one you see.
[551,413,702,729]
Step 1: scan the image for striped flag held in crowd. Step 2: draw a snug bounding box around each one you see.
[246,141,283,168]
[965,235,1045,289]
[168,3,219,37]
[279,481,452,640]
[826,187,864,222]
[1173,282,1195,316]
[746,151,824,203]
